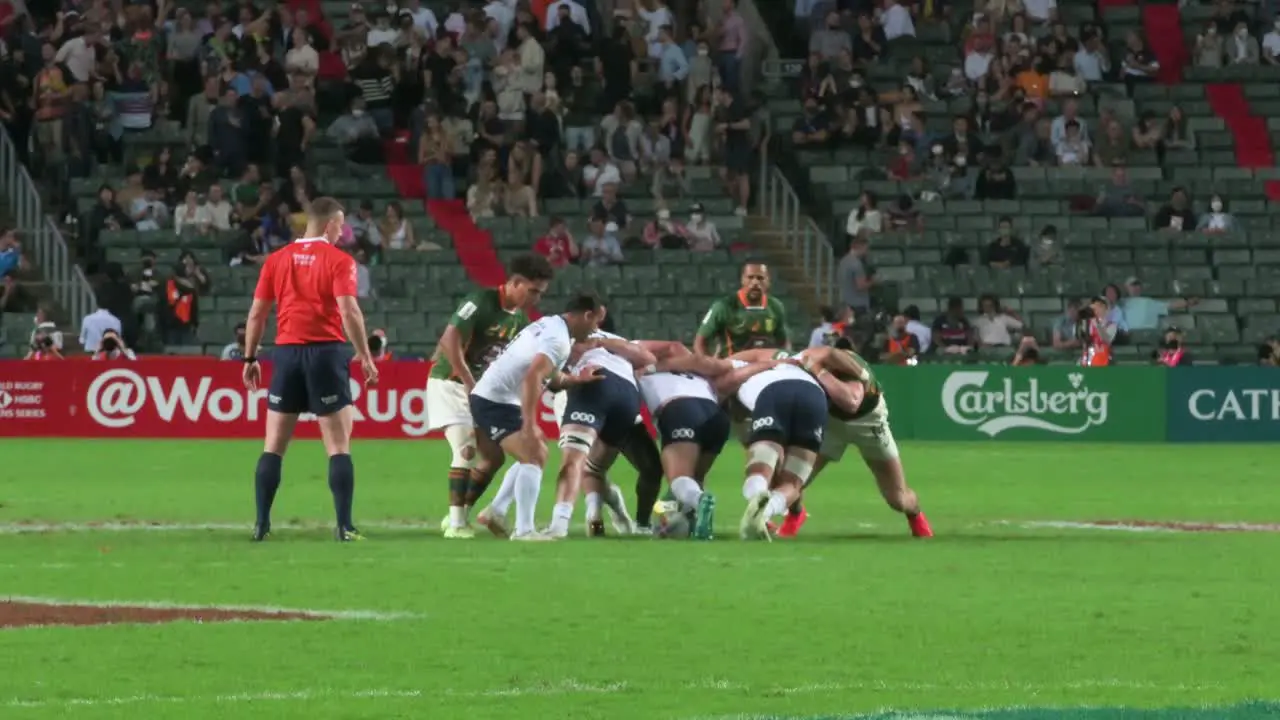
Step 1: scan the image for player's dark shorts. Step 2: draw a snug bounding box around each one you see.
[470,395,523,443]
[561,370,642,447]
[747,379,828,452]
[268,342,352,416]
[654,397,730,453]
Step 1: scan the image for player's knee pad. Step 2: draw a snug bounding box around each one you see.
[444,424,477,469]
[746,442,781,474]
[781,455,815,486]
[558,427,596,454]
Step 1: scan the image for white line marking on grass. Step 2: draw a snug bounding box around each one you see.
[1006,520,1280,534]
[0,520,449,535]
[0,596,418,622]
[4,678,1226,711]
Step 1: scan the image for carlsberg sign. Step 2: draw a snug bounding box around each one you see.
[940,371,1110,436]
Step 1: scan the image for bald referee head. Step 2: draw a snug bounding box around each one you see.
[306,197,347,244]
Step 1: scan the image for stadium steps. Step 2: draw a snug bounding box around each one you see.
[742,215,826,320]
[1141,3,1188,85]
[425,200,507,289]
[375,135,508,293]
[1206,84,1276,169]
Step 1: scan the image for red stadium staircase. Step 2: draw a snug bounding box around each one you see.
[1141,4,1188,84]
[381,136,508,289]
[1206,84,1276,169]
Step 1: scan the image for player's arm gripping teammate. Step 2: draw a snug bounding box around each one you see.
[789,345,932,538]
[242,197,378,543]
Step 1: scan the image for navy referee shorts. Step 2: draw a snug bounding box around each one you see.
[267,342,353,416]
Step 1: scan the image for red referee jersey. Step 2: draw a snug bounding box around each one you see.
[253,238,358,345]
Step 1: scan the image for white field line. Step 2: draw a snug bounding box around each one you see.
[0,520,883,535]
[1007,520,1280,534]
[2,678,1227,711]
[1,518,1276,538]
[0,596,417,622]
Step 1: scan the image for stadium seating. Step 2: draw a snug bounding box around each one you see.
[756,0,1280,364]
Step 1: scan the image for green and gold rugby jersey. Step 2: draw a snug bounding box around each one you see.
[430,288,529,381]
[696,291,790,357]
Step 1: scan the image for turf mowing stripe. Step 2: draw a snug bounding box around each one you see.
[3,679,1232,710]
[1,596,418,622]
[683,702,1280,720]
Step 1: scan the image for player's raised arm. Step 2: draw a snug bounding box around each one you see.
[693,298,727,355]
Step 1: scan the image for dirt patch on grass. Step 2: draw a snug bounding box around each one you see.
[0,601,329,629]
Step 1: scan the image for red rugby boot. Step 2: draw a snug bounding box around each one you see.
[776,508,809,538]
[908,512,933,538]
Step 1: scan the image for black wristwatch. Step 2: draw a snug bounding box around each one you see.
[243,356,258,364]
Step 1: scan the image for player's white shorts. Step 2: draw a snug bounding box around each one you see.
[426,378,472,431]
[819,398,900,463]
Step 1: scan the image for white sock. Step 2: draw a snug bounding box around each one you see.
[513,463,543,535]
[743,473,769,500]
[490,464,521,515]
[670,476,703,509]
[449,505,466,529]
[602,483,627,516]
[548,501,574,534]
[584,492,603,522]
[764,491,789,519]
[461,504,472,523]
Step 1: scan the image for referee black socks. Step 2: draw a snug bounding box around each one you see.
[328,454,356,530]
[255,452,283,528]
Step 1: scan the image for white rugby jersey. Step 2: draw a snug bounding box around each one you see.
[570,330,640,388]
[472,315,572,405]
[734,362,820,412]
[639,371,717,412]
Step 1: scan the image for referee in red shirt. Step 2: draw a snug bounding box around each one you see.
[241,197,379,542]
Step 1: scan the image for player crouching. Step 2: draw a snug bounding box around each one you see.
[546,325,654,538]
[791,345,932,538]
[426,254,553,539]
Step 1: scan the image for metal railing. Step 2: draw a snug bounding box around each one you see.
[0,125,96,326]
[758,162,838,307]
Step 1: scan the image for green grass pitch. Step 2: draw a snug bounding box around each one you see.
[2,439,1280,720]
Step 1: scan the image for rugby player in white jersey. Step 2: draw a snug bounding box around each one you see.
[646,350,797,539]
[469,292,607,540]
[786,344,933,538]
[545,328,656,538]
[640,343,777,539]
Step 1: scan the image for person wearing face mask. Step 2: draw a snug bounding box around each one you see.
[327,97,382,164]
[684,203,722,251]
[1153,327,1193,366]
[1197,195,1237,233]
[1262,19,1280,64]
[791,97,830,148]
[642,207,689,249]
[1194,23,1225,68]
[1227,22,1260,65]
